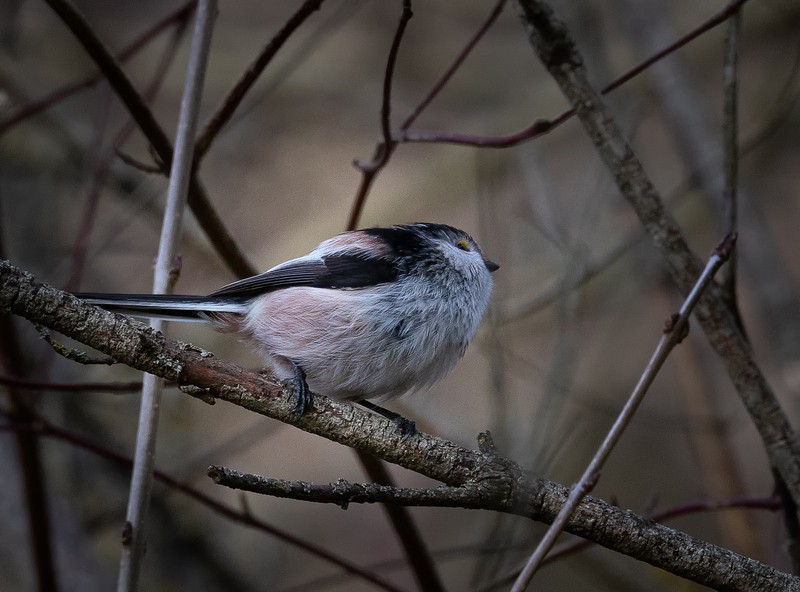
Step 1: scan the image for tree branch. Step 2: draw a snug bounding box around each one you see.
[397,0,753,149]
[512,0,800,509]
[1,259,798,591]
[42,0,256,279]
[193,0,326,161]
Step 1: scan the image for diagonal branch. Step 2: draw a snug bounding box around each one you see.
[1,259,798,591]
[42,0,256,279]
[193,0,326,161]
[512,234,737,590]
[512,0,800,509]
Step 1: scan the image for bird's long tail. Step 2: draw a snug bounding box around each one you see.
[73,293,249,322]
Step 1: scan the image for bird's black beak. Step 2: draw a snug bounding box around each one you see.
[484,259,500,273]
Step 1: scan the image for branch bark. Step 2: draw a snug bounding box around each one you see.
[1,260,798,591]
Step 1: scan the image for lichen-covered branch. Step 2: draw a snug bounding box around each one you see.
[1,259,798,591]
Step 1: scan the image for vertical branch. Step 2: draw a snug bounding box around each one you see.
[721,10,741,308]
[348,0,413,230]
[348,0,505,229]
[116,2,217,590]
[0,204,57,592]
[66,16,190,291]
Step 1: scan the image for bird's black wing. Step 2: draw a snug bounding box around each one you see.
[208,253,398,300]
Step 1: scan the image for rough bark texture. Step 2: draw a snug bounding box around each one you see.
[2,259,799,591]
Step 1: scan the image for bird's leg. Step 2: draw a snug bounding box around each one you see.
[289,360,313,414]
[358,400,417,439]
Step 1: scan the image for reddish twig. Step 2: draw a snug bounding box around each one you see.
[0,1,196,136]
[0,418,405,592]
[43,0,256,279]
[398,0,753,149]
[347,0,413,230]
[347,0,505,229]
[193,0,327,161]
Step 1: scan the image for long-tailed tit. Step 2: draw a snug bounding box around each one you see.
[77,223,498,431]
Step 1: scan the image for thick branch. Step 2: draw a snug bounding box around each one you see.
[1,260,798,591]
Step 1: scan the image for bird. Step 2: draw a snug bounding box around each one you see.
[76,223,498,434]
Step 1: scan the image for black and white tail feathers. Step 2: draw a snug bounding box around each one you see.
[74,293,249,322]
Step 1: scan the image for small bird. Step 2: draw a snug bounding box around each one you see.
[77,223,498,432]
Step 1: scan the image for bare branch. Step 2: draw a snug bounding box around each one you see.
[209,466,478,508]
[116,2,217,589]
[193,0,326,161]
[513,0,800,511]
[42,0,256,279]
[512,233,736,590]
[398,0,754,149]
[2,259,798,590]
[348,0,413,230]
[721,9,741,307]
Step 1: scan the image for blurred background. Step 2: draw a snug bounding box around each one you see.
[1,0,800,590]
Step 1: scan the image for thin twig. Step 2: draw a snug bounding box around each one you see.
[0,1,196,136]
[117,3,216,590]
[511,234,737,592]
[347,0,506,229]
[721,9,741,308]
[347,0,413,230]
[194,0,326,160]
[401,0,507,130]
[43,0,255,279]
[398,0,753,149]
[35,324,116,365]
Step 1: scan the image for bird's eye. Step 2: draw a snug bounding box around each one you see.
[456,240,471,252]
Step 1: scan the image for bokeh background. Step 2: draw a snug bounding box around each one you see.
[2,0,800,590]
